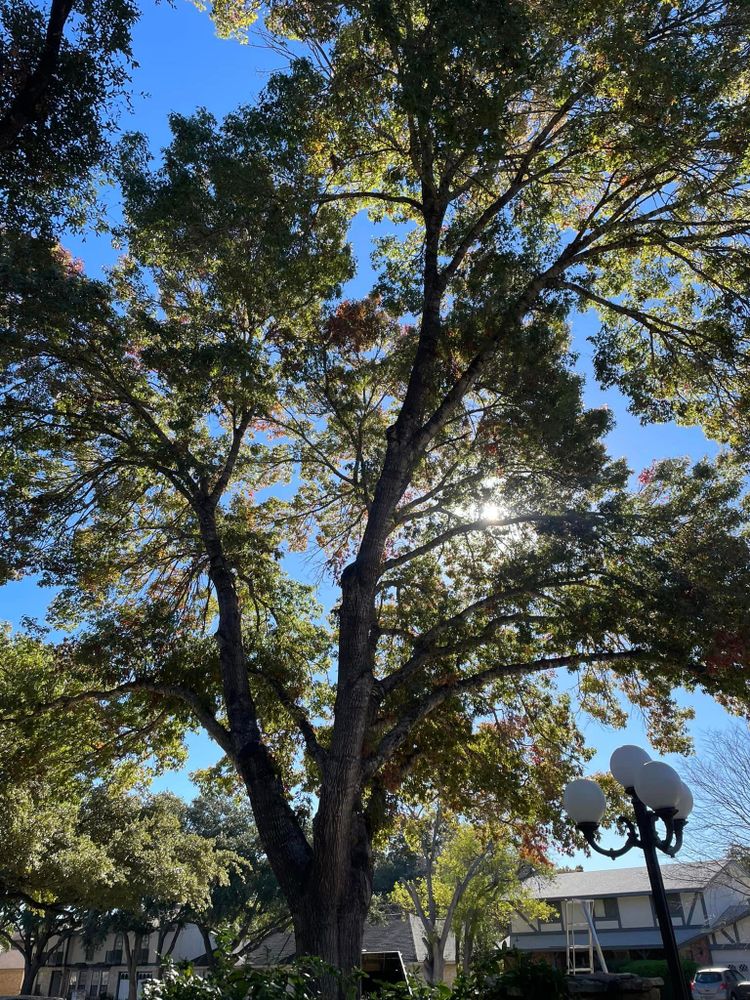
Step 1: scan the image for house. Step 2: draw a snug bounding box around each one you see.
[508,859,750,972]
[19,911,457,999]
[28,924,210,999]
[247,911,458,987]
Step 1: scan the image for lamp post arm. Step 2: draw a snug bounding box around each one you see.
[666,819,687,858]
[577,819,640,860]
[653,808,678,855]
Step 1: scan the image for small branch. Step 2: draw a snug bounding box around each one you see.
[381,511,594,572]
[247,670,326,771]
[1,679,233,756]
[208,412,252,504]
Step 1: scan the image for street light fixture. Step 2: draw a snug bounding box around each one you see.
[563,745,694,1000]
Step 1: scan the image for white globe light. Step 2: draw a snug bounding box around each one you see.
[610,745,652,789]
[634,761,683,811]
[563,779,607,825]
[676,781,694,820]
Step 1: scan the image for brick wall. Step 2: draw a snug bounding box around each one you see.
[0,965,23,995]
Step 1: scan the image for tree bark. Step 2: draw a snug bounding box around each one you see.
[123,931,141,1000]
[292,807,374,997]
[20,958,41,995]
[0,0,75,152]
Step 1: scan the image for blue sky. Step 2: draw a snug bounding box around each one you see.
[0,0,735,870]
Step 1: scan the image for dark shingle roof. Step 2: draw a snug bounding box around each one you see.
[527,860,728,900]
[246,913,427,967]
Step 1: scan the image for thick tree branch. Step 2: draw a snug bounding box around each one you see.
[367,649,647,776]
[0,0,75,152]
[318,189,423,212]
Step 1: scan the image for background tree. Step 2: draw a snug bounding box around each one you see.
[390,804,547,982]
[82,789,237,1000]
[3,2,750,993]
[185,782,290,967]
[680,725,750,885]
[0,777,117,993]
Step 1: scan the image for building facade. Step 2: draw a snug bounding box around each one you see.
[15,911,456,998]
[0,949,24,995]
[508,859,750,972]
[29,925,209,999]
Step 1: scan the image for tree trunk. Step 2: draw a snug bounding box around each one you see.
[462,926,474,975]
[20,958,40,995]
[123,932,141,1000]
[425,939,445,986]
[198,926,215,970]
[293,888,369,998]
[292,808,374,998]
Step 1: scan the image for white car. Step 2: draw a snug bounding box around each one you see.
[691,967,750,999]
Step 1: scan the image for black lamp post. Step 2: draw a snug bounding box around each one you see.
[563,745,694,1000]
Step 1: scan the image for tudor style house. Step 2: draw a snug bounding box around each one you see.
[508,859,750,973]
[21,910,455,998]
[30,924,210,1000]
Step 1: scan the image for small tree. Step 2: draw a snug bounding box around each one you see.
[391,805,548,983]
[0,777,118,993]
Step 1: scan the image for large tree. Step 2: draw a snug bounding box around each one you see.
[3,1,750,994]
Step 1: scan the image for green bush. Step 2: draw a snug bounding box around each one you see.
[143,960,331,1000]
[143,950,569,1000]
[376,952,568,1000]
[617,958,699,1000]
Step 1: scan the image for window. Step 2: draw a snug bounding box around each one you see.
[540,902,562,924]
[695,972,722,984]
[666,894,684,920]
[84,944,96,961]
[594,898,620,920]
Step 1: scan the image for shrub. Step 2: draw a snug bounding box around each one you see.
[144,949,569,1000]
[617,958,699,1000]
[143,961,329,1000]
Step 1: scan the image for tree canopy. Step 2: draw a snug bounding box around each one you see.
[0,780,235,996]
[0,0,138,230]
[2,0,750,989]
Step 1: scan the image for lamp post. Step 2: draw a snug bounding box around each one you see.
[563,745,694,1000]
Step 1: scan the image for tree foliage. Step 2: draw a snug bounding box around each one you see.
[3,0,750,987]
[0,0,137,230]
[390,804,549,981]
[0,780,236,997]
[185,783,291,964]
